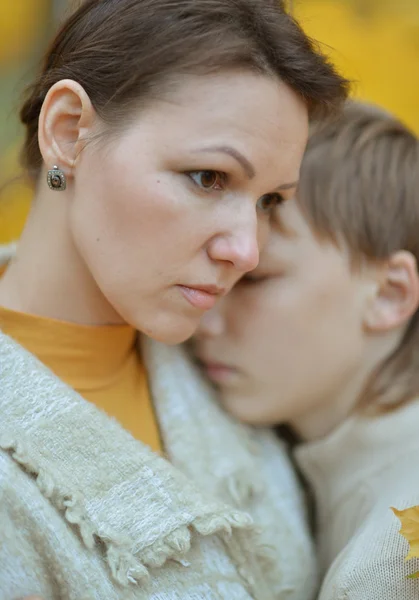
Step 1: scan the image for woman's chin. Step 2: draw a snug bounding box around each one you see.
[137,314,199,346]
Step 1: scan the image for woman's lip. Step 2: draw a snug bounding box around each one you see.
[178,285,219,310]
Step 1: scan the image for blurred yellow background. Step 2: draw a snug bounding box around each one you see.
[0,0,418,243]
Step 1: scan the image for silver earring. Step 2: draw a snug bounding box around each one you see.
[47,165,67,191]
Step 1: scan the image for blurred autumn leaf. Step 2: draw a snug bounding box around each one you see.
[0,1,49,66]
[295,0,419,134]
[392,506,419,579]
[0,0,50,241]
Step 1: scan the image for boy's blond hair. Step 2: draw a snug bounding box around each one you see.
[297,101,419,411]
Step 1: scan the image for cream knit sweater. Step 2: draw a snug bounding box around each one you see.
[0,324,316,600]
[295,401,419,599]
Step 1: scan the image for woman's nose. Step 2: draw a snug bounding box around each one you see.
[207,205,260,273]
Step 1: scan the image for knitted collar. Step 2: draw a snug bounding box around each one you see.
[0,241,286,597]
[0,329,255,589]
[294,401,419,525]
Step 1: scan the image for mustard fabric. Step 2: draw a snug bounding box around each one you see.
[0,304,162,452]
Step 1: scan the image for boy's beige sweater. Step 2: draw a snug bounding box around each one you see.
[0,326,316,600]
[295,401,419,599]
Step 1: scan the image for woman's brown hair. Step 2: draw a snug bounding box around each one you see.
[298,101,419,411]
[20,0,349,180]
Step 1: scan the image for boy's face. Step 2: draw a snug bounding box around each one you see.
[194,199,374,439]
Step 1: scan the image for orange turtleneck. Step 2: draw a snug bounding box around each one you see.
[0,305,162,453]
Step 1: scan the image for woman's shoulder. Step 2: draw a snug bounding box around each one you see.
[0,451,259,599]
[0,331,265,597]
[0,416,263,599]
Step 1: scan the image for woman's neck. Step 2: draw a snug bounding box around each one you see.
[0,189,123,326]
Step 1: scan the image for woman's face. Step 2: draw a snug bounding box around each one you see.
[71,71,308,343]
[194,200,372,436]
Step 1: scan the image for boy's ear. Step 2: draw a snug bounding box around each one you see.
[364,251,419,332]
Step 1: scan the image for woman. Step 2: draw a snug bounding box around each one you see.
[0,0,347,598]
[195,102,419,598]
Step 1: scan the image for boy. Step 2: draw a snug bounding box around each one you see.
[195,101,419,598]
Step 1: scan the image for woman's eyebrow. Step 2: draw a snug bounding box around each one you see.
[193,145,255,179]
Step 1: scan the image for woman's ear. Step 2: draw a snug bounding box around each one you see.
[38,79,96,181]
[364,251,419,333]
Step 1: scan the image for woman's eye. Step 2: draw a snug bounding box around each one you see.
[256,193,284,214]
[188,170,225,191]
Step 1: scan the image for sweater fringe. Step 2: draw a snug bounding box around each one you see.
[0,434,257,588]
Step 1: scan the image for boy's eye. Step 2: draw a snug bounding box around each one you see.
[188,170,225,191]
[256,193,284,214]
[239,273,269,285]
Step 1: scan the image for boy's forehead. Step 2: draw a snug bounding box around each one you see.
[271,199,312,244]
[258,224,300,269]
[258,200,326,270]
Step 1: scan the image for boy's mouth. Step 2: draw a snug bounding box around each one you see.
[198,358,239,384]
